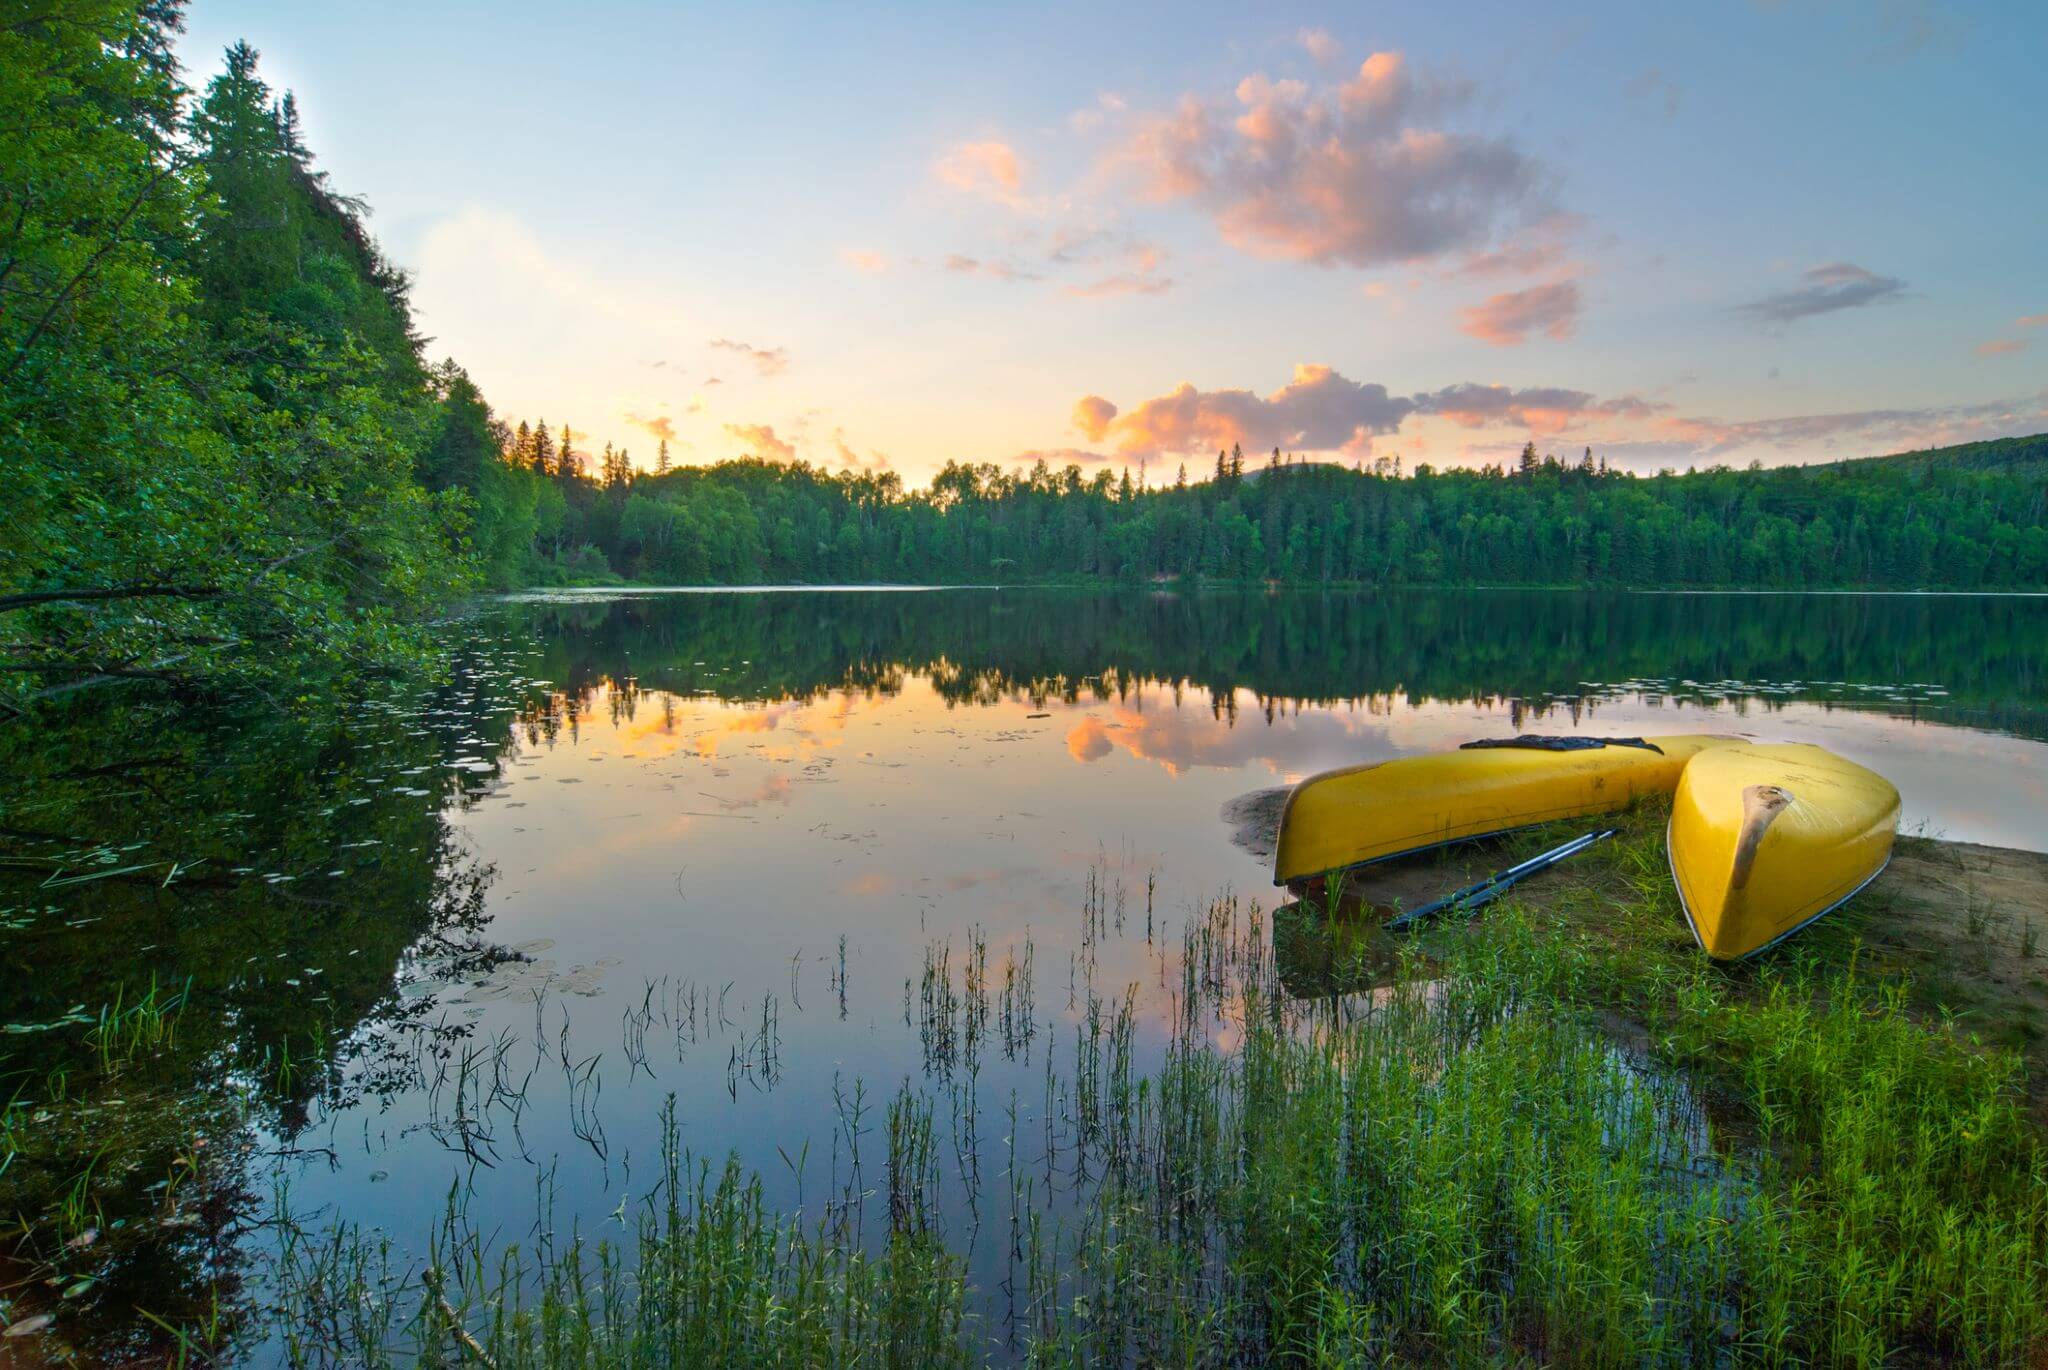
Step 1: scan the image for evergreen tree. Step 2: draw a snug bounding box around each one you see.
[3,16,484,708]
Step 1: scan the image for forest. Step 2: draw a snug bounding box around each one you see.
[1,1,545,714]
[517,430,2048,592]
[5,1,2046,719]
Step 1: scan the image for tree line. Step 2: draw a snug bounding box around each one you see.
[5,1,2044,718]
[516,432,2048,592]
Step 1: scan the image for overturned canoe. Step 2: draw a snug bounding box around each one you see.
[1274,734,1731,887]
[1668,742,1899,960]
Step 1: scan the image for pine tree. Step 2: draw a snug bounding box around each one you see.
[276,90,310,163]
[1230,442,1243,479]
[557,424,576,480]
[1519,441,1538,477]
[1176,463,1187,489]
[1214,450,1228,483]
[657,439,671,475]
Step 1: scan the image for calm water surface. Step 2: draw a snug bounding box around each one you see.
[3,588,2044,1357]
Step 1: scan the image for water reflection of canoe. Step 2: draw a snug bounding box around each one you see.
[1669,742,1899,960]
[1274,734,1732,887]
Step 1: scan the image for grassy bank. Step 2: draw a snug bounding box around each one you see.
[9,808,2048,1365]
[259,825,2048,1366]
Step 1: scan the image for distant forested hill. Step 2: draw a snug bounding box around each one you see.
[503,434,2048,593]
[1828,433,2048,476]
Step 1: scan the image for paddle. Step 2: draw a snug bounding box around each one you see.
[1384,828,1617,931]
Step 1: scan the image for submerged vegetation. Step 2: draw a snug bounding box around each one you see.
[9,763,2047,1363]
[247,868,2048,1365]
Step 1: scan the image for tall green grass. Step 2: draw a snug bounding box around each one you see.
[262,903,2048,1368]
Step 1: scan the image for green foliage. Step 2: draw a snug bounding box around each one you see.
[512,440,2048,591]
[0,2,537,713]
[256,908,2048,1367]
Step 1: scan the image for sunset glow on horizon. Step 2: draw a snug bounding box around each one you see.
[179,1,2047,486]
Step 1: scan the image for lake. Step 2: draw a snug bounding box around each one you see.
[4,587,2045,1359]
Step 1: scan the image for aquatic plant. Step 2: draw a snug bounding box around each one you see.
[251,901,2048,1368]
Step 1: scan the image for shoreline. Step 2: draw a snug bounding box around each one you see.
[1227,785,2048,1111]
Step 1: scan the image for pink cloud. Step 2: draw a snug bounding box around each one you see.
[1421,382,1660,435]
[2017,314,2048,327]
[1445,214,1583,292]
[1297,27,1340,66]
[723,422,796,462]
[941,253,1041,283]
[1086,364,1416,459]
[1075,368,1674,458]
[1011,447,1114,468]
[709,338,790,376]
[1655,395,2046,456]
[1063,367,2046,471]
[1110,51,1544,267]
[1973,339,2026,357]
[840,248,889,273]
[1068,92,1126,133]
[1458,279,1582,346]
[625,412,677,442]
[832,430,893,473]
[1072,395,1118,441]
[935,140,1026,204]
[1067,271,1174,298]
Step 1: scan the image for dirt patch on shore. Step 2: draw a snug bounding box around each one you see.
[1859,838,2048,1056]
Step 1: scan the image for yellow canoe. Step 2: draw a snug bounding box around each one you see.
[1668,742,1899,960]
[1274,735,1732,887]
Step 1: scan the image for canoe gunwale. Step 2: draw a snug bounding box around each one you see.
[1666,815,1895,961]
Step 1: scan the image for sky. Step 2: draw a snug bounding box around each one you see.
[177,0,2048,485]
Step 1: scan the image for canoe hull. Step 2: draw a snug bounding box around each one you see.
[1274,734,1731,887]
[1667,742,1899,960]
